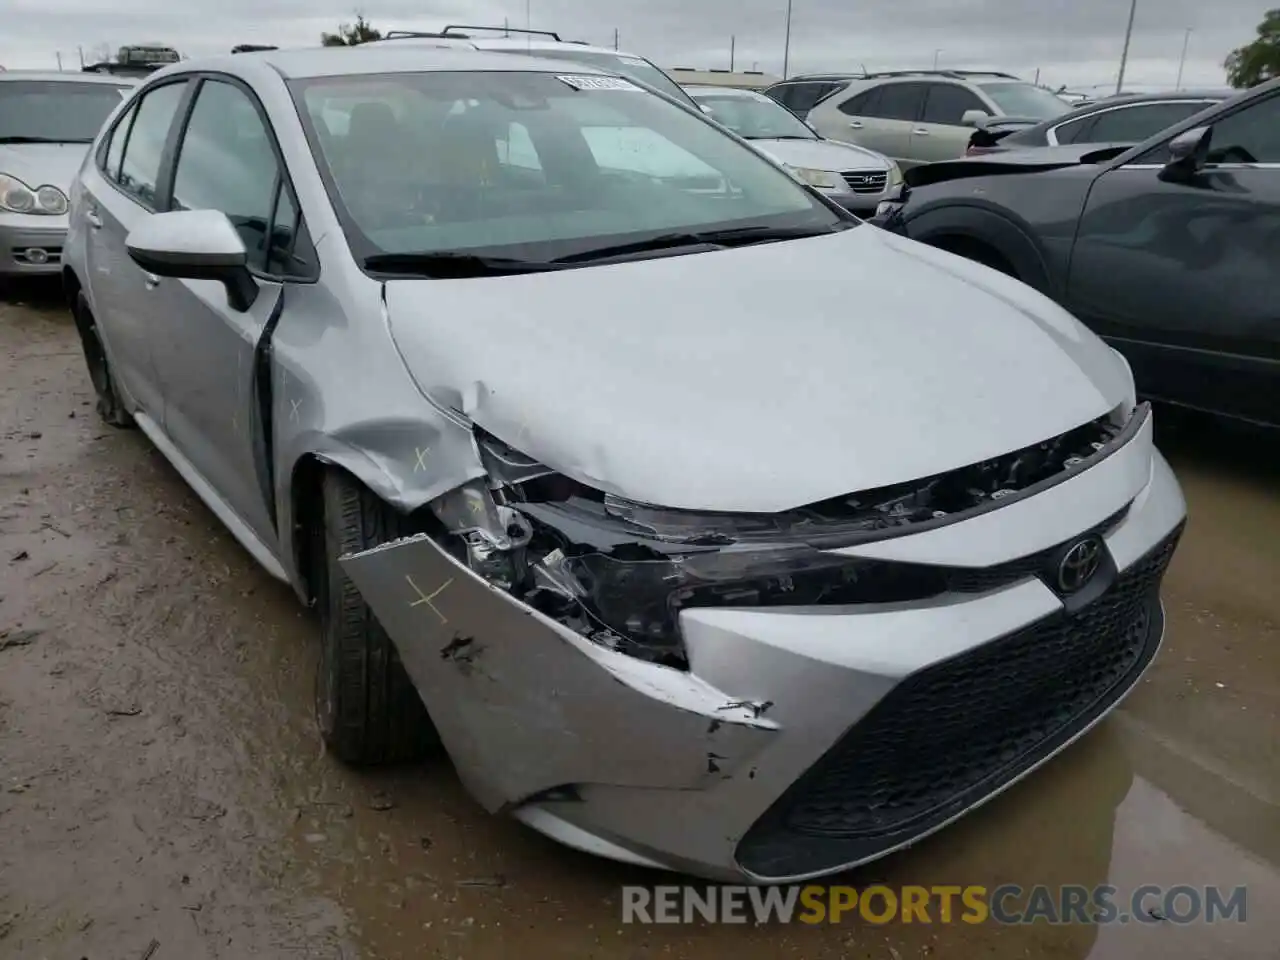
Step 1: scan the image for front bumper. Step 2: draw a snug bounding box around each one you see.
[341,411,1185,883]
[0,214,68,275]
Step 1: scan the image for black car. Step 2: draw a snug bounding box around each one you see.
[966,90,1231,156]
[875,79,1280,428]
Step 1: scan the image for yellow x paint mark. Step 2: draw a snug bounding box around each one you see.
[406,574,454,625]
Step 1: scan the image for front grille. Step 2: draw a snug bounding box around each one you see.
[736,522,1183,879]
[11,246,62,266]
[841,170,888,193]
[942,504,1130,595]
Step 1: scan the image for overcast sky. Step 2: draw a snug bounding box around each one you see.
[2,0,1271,91]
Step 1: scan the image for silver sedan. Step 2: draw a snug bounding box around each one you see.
[64,45,1185,884]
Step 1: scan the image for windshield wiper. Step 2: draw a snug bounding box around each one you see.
[363,251,563,278]
[553,223,850,265]
[0,136,90,144]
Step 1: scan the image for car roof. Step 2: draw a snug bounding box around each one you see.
[155,45,616,81]
[1088,89,1232,105]
[372,34,658,62]
[0,70,137,85]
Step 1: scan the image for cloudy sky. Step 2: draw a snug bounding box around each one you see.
[2,0,1271,91]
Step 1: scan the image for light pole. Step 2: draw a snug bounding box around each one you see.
[1115,0,1137,95]
[933,48,942,69]
[1175,27,1192,90]
[782,0,793,79]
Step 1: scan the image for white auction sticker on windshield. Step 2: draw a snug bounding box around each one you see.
[555,74,643,92]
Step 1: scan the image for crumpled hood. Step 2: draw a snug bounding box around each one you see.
[0,143,88,193]
[750,137,891,172]
[385,226,1132,512]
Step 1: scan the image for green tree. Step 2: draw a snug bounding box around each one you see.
[1224,8,1280,88]
[321,13,382,47]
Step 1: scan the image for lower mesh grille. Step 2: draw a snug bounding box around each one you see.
[736,523,1183,879]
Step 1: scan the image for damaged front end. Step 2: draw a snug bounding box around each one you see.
[336,402,1168,875]
[417,410,1131,670]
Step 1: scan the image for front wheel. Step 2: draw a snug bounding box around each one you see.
[314,467,440,764]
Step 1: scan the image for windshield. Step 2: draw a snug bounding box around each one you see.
[507,48,696,107]
[978,82,1072,120]
[294,70,844,266]
[0,81,130,143]
[692,92,817,139]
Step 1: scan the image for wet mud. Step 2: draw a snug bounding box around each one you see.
[1,282,1277,959]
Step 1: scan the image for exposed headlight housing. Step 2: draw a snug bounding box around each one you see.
[0,174,69,215]
[887,161,904,187]
[784,165,840,190]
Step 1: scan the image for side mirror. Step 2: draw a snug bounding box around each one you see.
[1160,125,1212,181]
[126,209,258,312]
[699,104,714,115]
[961,109,991,128]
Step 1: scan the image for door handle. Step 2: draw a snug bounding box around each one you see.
[913,128,930,135]
[143,273,161,290]
[85,209,103,229]
[848,120,863,129]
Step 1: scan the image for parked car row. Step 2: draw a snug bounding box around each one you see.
[54,40,1187,884]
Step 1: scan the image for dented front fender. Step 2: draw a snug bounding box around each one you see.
[339,532,779,812]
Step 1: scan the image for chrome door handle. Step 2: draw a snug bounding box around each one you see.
[848,120,863,129]
[143,273,160,290]
[913,128,930,135]
[85,209,103,229]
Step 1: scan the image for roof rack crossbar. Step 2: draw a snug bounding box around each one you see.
[384,30,463,39]
[854,68,1021,81]
[441,24,562,40]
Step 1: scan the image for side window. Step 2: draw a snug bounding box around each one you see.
[1135,94,1280,165]
[116,82,187,207]
[763,85,790,107]
[865,83,926,122]
[171,80,284,273]
[838,88,879,117]
[1202,94,1280,164]
[1087,102,1213,145]
[920,84,988,126]
[101,102,136,181]
[1053,115,1095,145]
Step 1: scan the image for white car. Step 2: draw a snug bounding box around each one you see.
[64,45,1185,884]
[687,85,902,213]
[0,71,134,276]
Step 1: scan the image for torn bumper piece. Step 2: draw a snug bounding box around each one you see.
[339,447,1185,883]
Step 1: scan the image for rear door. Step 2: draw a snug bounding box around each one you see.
[1066,91,1280,426]
[79,78,191,422]
[148,75,318,543]
[913,82,992,162]
[816,82,925,164]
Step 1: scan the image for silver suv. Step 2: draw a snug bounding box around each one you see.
[807,70,1072,167]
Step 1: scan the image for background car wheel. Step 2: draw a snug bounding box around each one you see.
[72,291,134,428]
[315,467,440,765]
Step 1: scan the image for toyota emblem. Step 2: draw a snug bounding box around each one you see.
[1057,537,1103,593]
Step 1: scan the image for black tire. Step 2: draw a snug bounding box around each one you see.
[315,467,440,764]
[72,290,134,428]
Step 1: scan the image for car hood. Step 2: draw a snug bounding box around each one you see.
[0,142,88,192]
[384,227,1133,513]
[748,137,891,172]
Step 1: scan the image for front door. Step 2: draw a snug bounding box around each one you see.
[146,76,310,545]
[911,82,990,162]
[1067,91,1280,426]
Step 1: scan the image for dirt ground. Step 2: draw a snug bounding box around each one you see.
[1,281,1277,960]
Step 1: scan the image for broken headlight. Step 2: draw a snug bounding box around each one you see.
[527,538,944,667]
